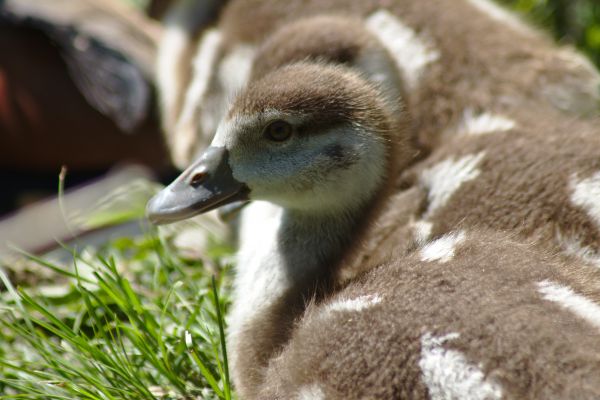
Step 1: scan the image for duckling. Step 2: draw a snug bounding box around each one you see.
[227,7,600,278]
[148,1,600,397]
[158,0,599,167]
[196,11,600,281]
[148,61,412,397]
[147,62,600,399]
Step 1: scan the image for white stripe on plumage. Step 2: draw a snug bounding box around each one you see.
[296,384,325,400]
[570,171,600,229]
[419,332,503,400]
[420,153,486,218]
[556,232,600,269]
[325,294,383,314]
[455,109,517,136]
[365,10,440,92]
[537,280,600,331]
[420,231,467,263]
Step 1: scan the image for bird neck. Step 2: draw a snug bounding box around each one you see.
[280,206,363,275]
[227,198,373,397]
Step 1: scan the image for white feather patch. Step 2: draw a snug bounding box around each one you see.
[184,29,223,113]
[537,280,600,331]
[412,220,434,245]
[325,294,383,314]
[420,231,467,263]
[455,109,516,136]
[556,232,600,269]
[570,171,600,229]
[233,202,287,314]
[296,384,325,400]
[171,29,223,167]
[420,152,486,218]
[227,202,288,363]
[420,332,503,400]
[465,0,538,37]
[195,44,255,156]
[366,10,440,91]
[156,25,191,124]
[218,43,255,96]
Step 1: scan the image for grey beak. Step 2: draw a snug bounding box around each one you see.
[146,147,249,225]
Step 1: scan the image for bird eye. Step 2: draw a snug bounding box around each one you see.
[264,120,293,142]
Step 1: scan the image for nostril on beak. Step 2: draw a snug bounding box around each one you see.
[189,170,208,187]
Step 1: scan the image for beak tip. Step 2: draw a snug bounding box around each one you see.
[146,190,177,225]
[145,195,163,225]
[145,146,249,225]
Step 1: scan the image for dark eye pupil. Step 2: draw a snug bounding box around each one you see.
[266,120,292,141]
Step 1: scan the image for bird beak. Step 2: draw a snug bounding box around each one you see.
[146,146,249,225]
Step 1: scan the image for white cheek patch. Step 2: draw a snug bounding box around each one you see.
[324,294,383,314]
[249,127,388,213]
[570,171,600,229]
[453,109,517,136]
[465,0,539,37]
[366,10,440,92]
[420,152,486,218]
[420,231,466,263]
[537,280,600,331]
[296,384,325,400]
[419,332,503,400]
[321,133,387,212]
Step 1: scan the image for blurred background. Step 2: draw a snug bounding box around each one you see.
[0,0,599,255]
[500,0,600,67]
[0,0,173,217]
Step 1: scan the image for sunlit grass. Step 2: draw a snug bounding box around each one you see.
[0,198,235,399]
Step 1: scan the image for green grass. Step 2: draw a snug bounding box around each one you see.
[0,207,236,399]
[500,0,600,67]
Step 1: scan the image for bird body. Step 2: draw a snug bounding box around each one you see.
[150,1,600,398]
[259,229,600,399]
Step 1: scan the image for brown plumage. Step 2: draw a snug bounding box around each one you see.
[151,1,600,399]
[261,230,600,399]
[159,0,599,167]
